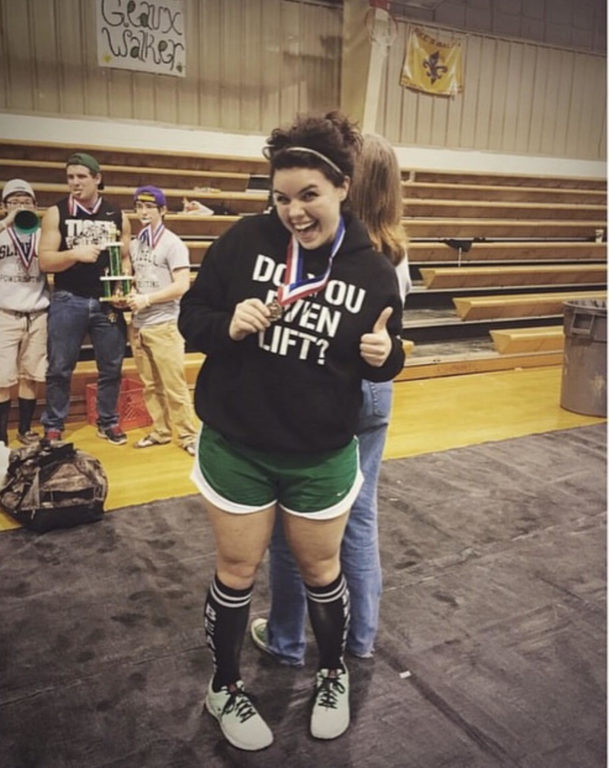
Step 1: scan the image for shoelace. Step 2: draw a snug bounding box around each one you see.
[315,673,346,711]
[222,687,257,723]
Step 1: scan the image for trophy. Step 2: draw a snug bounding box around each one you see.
[100,226,134,302]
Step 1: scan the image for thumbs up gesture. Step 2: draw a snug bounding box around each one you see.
[360,306,393,367]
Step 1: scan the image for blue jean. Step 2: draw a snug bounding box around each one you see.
[41,291,126,431]
[266,379,393,663]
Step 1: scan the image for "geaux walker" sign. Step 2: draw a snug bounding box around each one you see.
[96,0,186,77]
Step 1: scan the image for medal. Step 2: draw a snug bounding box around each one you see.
[267,217,346,322]
[138,222,165,248]
[267,298,283,322]
[7,226,36,272]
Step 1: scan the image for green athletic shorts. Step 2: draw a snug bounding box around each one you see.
[190,424,363,519]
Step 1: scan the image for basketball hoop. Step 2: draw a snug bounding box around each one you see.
[365,7,398,48]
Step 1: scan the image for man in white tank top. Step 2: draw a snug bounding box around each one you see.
[0,179,49,446]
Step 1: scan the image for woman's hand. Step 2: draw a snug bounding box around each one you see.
[360,307,393,367]
[229,298,271,341]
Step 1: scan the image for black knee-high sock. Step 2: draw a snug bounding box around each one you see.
[306,572,350,671]
[0,400,10,445]
[204,573,252,691]
[18,397,36,435]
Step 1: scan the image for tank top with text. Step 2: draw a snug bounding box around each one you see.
[54,195,123,298]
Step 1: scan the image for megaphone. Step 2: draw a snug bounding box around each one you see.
[14,209,39,236]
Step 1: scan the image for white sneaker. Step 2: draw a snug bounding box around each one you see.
[310,666,350,740]
[205,679,273,751]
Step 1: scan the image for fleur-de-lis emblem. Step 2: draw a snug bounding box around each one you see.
[423,51,448,84]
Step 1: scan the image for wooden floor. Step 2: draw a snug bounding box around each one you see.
[0,365,604,532]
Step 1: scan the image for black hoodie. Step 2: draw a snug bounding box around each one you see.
[179,210,404,454]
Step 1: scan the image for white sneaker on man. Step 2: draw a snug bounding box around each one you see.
[205,679,273,751]
[310,666,350,740]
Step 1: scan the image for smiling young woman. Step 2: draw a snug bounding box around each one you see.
[178,112,405,752]
[272,167,349,250]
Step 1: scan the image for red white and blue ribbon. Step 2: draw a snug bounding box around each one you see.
[138,222,165,249]
[277,217,345,307]
[69,195,102,217]
[7,226,36,272]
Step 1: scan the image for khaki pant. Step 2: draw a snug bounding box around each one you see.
[0,308,47,388]
[128,320,197,447]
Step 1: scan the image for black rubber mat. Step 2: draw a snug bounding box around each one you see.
[0,424,605,767]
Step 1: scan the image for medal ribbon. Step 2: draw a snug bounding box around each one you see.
[277,217,346,307]
[69,195,102,216]
[138,222,165,249]
[7,226,36,272]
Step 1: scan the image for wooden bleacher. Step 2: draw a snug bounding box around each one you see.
[58,354,204,423]
[404,218,603,239]
[403,180,606,205]
[452,290,607,321]
[0,139,268,175]
[420,265,607,289]
[409,241,606,262]
[186,241,212,266]
[1,137,606,396]
[405,199,605,221]
[23,183,268,216]
[131,213,240,238]
[0,158,252,192]
[401,165,606,378]
[404,168,606,189]
[490,326,565,354]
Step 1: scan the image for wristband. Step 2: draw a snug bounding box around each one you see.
[144,294,151,308]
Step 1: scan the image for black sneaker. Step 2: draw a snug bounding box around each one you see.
[97,425,127,445]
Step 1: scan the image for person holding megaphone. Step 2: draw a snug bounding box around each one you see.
[0,179,49,447]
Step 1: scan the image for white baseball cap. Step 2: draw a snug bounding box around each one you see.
[2,178,36,202]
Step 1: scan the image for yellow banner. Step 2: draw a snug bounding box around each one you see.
[400,27,463,96]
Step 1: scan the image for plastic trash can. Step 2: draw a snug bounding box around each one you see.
[560,299,606,417]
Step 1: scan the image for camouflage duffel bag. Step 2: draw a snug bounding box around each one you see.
[0,441,108,533]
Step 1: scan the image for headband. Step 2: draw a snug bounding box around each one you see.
[263,145,344,177]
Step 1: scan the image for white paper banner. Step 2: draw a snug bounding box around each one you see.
[97,0,186,77]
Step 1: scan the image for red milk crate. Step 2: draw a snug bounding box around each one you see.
[86,377,152,430]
